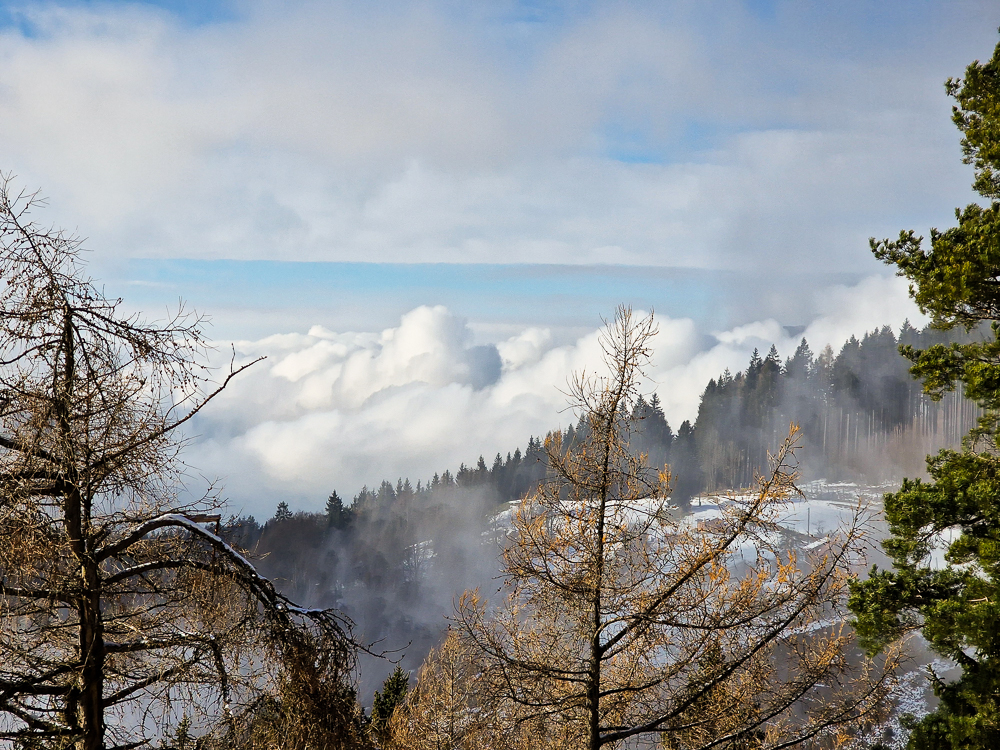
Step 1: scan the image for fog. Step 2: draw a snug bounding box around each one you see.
[185,271,936,703]
[188,273,925,520]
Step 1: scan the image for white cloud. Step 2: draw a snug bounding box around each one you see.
[0,1,992,271]
[192,305,589,514]
[803,275,927,353]
[189,275,925,517]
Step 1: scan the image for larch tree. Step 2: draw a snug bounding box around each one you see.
[849,33,1000,750]
[386,628,570,750]
[0,180,363,750]
[456,307,899,750]
[386,629,484,750]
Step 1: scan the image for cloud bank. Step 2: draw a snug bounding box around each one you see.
[0,1,994,274]
[190,274,926,518]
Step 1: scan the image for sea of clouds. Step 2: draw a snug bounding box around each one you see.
[188,274,926,518]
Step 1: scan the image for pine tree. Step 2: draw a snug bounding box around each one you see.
[849,34,1000,750]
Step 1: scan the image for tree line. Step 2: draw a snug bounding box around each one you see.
[235,320,980,554]
[686,322,982,499]
[262,320,979,549]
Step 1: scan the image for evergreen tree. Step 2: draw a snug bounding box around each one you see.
[649,391,664,414]
[745,347,763,390]
[355,484,376,508]
[631,392,673,474]
[399,478,414,500]
[671,420,700,506]
[564,423,576,450]
[325,490,349,529]
[849,34,1000,750]
[273,501,293,522]
[832,335,862,401]
[647,392,673,447]
[371,665,409,742]
[785,338,814,381]
[377,479,396,504]
[815,344,835,394]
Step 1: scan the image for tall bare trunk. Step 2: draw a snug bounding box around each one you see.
[79,551,105,750]
[57,310,105,750]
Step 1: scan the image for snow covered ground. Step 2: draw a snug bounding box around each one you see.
[489,478,889,555]
[689,478,887,538]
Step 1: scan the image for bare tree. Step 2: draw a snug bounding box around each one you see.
[0,179,362,750]
[456,307,900,750]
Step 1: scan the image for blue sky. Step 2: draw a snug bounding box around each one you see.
[111,258,863,340]
[0,0,995,511]
[0,0,239,27]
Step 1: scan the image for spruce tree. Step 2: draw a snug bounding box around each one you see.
[671,420,700,506]
[848,33,1000,750]
[785,338,814,380]
[325,490,348,529]
[370,665,409,742]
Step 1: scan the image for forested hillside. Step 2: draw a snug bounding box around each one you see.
[234,319,983,598]
[261,319,979,531]
[219,318,978,707]
[683,322,981,499]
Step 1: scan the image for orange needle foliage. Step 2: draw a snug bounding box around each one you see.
[396,307,901,750]
[0,180,365,750]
